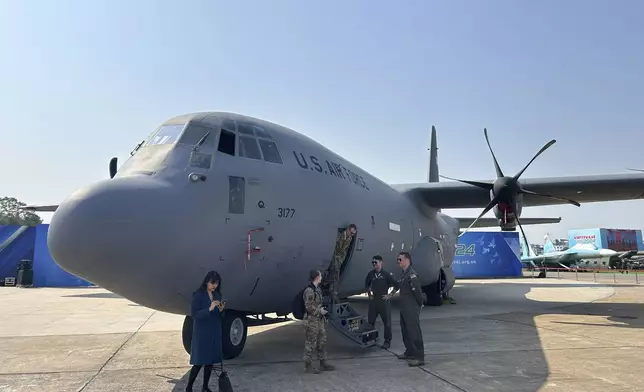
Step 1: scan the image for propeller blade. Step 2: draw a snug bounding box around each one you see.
[514,213,533,267]
[626,168,644,173]
[439,175,494,190]
[483,128,504,178]
[109,157,118,179]
[519,188,580,207]
[512,139,556,181]
[459,195,500,237]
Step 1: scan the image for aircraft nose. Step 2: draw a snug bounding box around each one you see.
[48,176,178,287]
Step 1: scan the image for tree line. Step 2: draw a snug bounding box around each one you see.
[0,197,43,226]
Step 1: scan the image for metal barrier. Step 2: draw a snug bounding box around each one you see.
[522,267,642,284]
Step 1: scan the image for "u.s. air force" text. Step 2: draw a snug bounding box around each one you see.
[292,151,369,190]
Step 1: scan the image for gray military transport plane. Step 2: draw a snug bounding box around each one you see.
[23,112,644,360]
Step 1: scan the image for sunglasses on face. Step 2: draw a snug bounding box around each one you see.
[372,261,378,265]
[396,258,403,262]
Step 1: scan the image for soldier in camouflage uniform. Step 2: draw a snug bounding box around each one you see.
[328,224,357,302]
[303,270,336,374]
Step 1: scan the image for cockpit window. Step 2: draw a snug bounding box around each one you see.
[253,125,272,140]
[218,129,236,156]
[213,118,283,164]
[237,122,255,135]
[258,139,283,164]
[179,123,215,147]
[222,120,236,132]
[239,136,262,160]
[189,151,212,169]
[146,124,186,146]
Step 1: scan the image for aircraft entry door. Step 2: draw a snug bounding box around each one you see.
[241,175,272,262]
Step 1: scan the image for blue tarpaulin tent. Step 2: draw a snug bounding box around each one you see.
[0,225,35,280]
[453,231,523,278]
[0,224,93,287]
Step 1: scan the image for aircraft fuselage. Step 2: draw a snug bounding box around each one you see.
[47,112,458,317]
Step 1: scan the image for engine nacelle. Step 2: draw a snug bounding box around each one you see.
[492,194,524,231]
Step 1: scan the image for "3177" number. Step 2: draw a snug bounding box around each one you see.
[277,208,295,218]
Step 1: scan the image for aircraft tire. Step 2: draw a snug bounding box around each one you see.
[182,316,193,355]
[423,269,450,306]
[422,280,442,307]
[222,311,248,360]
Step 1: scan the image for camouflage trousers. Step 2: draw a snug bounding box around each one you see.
[329,255,343,296]
[303,316,327,362]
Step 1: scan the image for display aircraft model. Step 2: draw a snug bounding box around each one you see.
[520,234,630,269]
[22,112,644,360]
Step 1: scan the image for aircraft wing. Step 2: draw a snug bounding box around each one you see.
[21,205,59,212]
[618,250,640,259]
[391,173,644,209]
[456,217,561,229]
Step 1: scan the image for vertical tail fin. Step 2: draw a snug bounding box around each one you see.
[543,233,555,254]
[520,233,536,257]
[428,125,439,182]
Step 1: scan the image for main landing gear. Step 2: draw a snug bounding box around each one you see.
[421,269,449,306]
[182,310,249,360]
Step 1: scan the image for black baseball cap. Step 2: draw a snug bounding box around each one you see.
[372,255,383,261]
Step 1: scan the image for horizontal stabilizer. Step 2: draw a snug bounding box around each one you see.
[618,250,639,259]
[21,205,59,212]
[456,217,561,229]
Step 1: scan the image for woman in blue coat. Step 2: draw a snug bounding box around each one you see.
[186,270,225,392]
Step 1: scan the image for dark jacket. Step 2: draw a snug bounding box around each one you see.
[398,266,424,309]
[189,290,223,365]
[365,268,399,297]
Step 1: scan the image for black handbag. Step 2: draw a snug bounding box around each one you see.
[218,369,233,392]
[216,358,234,392]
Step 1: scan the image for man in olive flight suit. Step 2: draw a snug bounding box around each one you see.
[364,255,399,349]
[328,224,357,302]
[395,251,426,366]
[303,269,336,374]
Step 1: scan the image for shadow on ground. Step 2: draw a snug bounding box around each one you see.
[63,292,123,299]
[148,280,644,392]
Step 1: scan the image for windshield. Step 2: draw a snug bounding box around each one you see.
[178,123,216,147]
[145,124,186,146]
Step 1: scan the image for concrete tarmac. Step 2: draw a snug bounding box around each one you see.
[1,278,643,392]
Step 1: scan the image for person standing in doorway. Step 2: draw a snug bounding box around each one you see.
[329,224,357,302]
[186,271,225,392]
[395,252,425,367]
[364,255,399,349]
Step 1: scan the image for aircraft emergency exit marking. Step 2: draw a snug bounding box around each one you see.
[292,151,369,190]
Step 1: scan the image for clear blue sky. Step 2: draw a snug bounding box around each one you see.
[2,0,644,244]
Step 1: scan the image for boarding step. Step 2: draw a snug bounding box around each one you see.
[326,300,378,348]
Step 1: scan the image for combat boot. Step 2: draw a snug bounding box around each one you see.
[319,360,335,371]
[408,359,425,367]
[304,361,320,374]
[396,352,413,360]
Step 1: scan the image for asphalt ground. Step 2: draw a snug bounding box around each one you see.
[1,277,642,391]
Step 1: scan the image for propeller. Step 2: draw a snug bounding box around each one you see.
[109,157,118,179]
[626,168,644,173]
[443,128,581,254]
